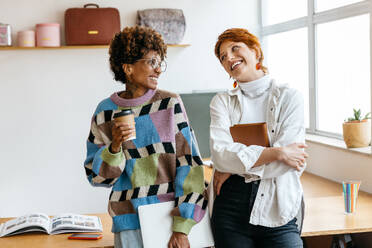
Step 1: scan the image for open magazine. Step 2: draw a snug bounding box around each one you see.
[0,213,102,237]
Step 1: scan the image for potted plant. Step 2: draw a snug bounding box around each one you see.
[342,109,371,148]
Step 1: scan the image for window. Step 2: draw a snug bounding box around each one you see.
[265,28,309,128]
[317,14,370,134]
[262,0,307,26]
[261,0,371,138]
[316,0,363,12]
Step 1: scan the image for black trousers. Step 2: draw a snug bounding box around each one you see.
[211,175,303,248]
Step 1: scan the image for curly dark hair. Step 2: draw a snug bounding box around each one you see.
[109,26,167,84]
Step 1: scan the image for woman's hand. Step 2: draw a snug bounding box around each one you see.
[110,122,135,153]
[168,232,190,248]
[278,143,308,171]
[213,170,231,196]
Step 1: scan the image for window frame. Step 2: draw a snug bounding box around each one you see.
[259,0,372,141]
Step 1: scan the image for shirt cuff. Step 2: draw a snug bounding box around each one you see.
[100,145,124,167]
[172,216,197,235]
[236,145,265,172]
[244,165,265,182]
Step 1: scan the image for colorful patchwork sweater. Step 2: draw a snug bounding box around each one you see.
[84,89,207,234]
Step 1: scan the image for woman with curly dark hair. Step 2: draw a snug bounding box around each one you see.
[83,26,207,248]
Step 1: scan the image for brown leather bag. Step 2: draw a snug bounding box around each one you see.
[65,3,120,45]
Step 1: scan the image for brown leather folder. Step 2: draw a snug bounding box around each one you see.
[229,122,270,147]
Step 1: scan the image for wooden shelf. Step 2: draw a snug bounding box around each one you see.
[0,44,191,50]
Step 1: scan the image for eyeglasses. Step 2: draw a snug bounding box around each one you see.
[136,58,167,72]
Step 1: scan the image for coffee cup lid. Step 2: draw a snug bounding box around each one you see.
[113,109,134,118]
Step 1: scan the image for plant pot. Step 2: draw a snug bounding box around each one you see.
[342,120,371,148]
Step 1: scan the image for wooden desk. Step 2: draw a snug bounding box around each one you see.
[301,172,345,198]
[0,214,114,248]
[302,195,372,237]
[299,172,372,237]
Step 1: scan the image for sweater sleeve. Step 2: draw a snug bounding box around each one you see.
[210,94,266,174]
[83,110,126,187]
[171,96,208,235]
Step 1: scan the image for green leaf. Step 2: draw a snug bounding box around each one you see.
[346,109,371,121]
[353,108,362,120]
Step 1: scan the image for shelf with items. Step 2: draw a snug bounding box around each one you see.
[0,44,191,50]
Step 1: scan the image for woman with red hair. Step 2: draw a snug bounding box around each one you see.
[209,28,308,247]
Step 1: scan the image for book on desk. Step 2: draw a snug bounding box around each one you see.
[0,213,102,237]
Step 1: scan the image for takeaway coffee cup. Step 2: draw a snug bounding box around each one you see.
[113,109,136,141]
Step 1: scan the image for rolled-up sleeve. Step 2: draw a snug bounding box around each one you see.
[210,94,265,174]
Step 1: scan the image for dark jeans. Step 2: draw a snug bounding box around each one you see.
[211,175,303,248]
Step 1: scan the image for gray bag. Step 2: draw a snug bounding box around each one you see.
[136,9,186,44]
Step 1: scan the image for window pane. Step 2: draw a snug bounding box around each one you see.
[317,14,370,134]
[265,28,309,128]
[262,0,307,26]
[316,0,363,12]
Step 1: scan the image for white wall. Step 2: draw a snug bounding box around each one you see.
[0,0,259,216]
[306,141,372,194]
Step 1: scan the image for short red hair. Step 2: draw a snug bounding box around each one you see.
[215,28,268,74]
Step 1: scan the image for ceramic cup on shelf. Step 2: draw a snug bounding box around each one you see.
[17,30,35,47]
[35,23,60,47]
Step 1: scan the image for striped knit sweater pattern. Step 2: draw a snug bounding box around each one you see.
[84,89,207,234]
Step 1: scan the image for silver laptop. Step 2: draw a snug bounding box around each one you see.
[138,201,214,248]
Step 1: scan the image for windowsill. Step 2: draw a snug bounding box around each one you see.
[306,133,372,156]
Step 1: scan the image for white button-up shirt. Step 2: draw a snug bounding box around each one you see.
[209,78,305,227]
